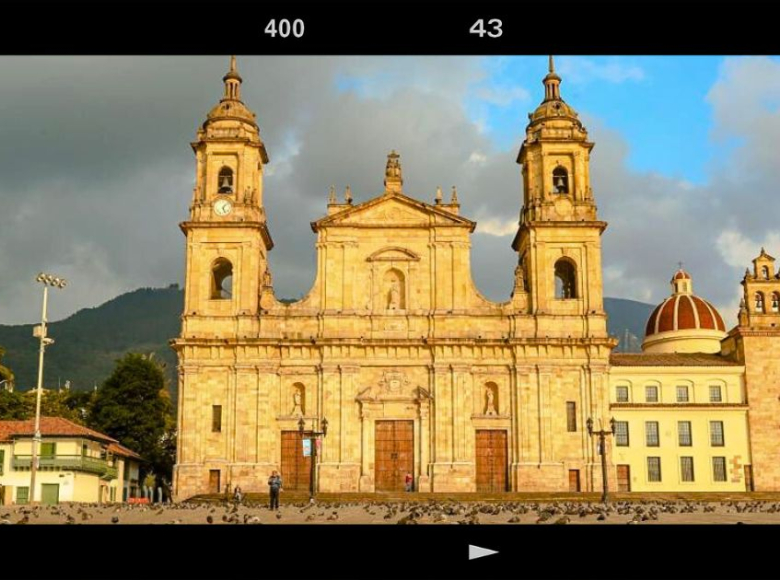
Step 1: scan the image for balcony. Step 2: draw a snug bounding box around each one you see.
[12,455,118,479]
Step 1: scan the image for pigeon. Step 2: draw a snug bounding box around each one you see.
[111,516,119,524]
[206,515,214,524]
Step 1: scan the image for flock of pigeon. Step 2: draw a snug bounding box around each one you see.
[1,499,779,525]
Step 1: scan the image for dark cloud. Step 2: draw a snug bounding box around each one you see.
[1,56,777,331]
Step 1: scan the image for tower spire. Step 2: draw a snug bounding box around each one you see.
[223,55,242,101]
[543,55,562,102]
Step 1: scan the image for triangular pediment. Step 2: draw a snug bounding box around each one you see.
[312,193,475,232]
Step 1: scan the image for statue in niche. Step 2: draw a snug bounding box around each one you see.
[514,262,525,291]
[262,268,273,288]
[291,387,304,416]
[388,278,401,310]
[485,385,497,416]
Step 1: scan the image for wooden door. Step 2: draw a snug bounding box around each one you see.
[208,469,220,494]
[41,483,59,505]
[617,464,631,492]
[476,430,508,493]
[280,431,312,491]
[568,469,581,492]
[375,421,414,492]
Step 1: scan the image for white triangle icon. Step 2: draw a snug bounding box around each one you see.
[469,545,499,560]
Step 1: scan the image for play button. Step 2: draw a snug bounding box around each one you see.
[468,545,499,561]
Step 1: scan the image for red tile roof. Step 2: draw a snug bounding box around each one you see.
[610,353,742,367]
[0,416,117,443]
[107,442,144,461]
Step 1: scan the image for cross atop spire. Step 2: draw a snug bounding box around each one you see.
[549,55,555,74]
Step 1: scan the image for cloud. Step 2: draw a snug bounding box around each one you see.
[476,218,517,237]
[1,55,779,337]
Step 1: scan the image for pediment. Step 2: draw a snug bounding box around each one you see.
[367,247,420,262]
[312,193,475,232]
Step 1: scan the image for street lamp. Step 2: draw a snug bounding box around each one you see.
[587,416,615,504]
[29,272,66,504]
[298,416,328,501]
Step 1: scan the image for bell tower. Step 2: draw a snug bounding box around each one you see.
[512,57,608,338]
[180,56,273,337]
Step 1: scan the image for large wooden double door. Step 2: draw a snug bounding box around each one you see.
[375,421,414,492]
[281,431,312,491]
[476,430,508,493]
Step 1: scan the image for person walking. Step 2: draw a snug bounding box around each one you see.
[268,470,282,510]
[233,486,243,504]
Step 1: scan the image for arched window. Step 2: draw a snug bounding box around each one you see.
[772,292,780,313]
[218,167,234,194]
[211,258,233,300]
[755,292,765,313]
[554,259,577,299]
[762,266,770,280]
[552,166,569,194]
[384,268,406,310]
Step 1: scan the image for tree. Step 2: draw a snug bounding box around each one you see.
[0,389,29,420]
[0,345,15,389]
[89,353,175,487]
[26,389,85,424]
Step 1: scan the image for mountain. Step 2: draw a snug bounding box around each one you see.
[0,288,653,392]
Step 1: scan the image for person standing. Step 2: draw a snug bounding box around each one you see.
[268,470,282,510]
[404,472,414,492]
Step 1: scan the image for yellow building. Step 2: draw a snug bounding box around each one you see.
[0,417,143,504]
[172,56,780,499]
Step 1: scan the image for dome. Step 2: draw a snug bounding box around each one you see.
[642,269,727,354]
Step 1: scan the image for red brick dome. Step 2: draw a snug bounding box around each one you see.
[642,270,727,354]
[645,293,726,337]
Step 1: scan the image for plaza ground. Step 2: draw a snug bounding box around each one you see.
[6,493,780,524]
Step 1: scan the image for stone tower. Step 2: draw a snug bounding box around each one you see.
[180,56,273,339]
[722,247,780,490]
[512,56,608,340]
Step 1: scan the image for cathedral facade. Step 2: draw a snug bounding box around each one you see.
[172,57,780,499]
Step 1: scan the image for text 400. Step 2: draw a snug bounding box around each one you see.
[264,19,304,38]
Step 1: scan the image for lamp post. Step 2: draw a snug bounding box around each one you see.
[587,416,615,504]
[29,272,66,504]
[298,416,328,501]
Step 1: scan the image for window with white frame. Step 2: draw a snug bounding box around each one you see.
[681,457,695,482]
[645,385,659,403]
[713,457,727,482]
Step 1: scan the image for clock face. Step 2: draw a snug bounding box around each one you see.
[213,198,233,216]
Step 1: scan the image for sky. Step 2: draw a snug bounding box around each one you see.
[1,55,779,327]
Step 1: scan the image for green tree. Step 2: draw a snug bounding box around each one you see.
[89,353,174,485]
[0,345,15,389]
[23,389,85,424]
[0,389,29,420]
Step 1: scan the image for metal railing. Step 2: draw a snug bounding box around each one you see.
[12,455,118,479]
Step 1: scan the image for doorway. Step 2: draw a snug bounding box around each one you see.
[280,431,312,491]
[375,421,414,492]
[617,464,631,492]
[208,469,221,494]
[41,483,59,505]
[475,430,508,493]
